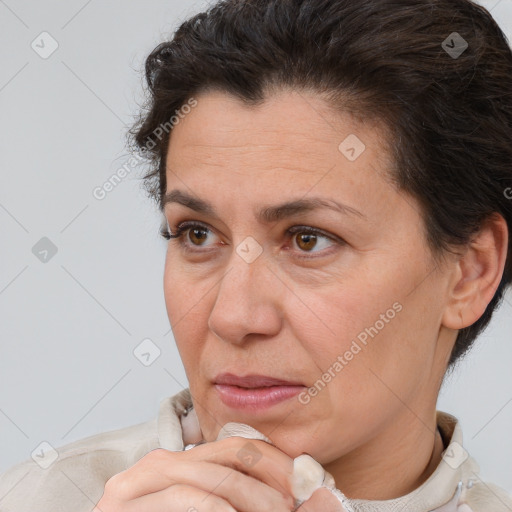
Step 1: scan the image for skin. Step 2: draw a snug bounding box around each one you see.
[95,438,315,511]
[96,88,508,510]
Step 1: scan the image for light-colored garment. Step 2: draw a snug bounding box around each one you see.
[0,388,510,512]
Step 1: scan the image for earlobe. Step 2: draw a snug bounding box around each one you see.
[441,213,508,331]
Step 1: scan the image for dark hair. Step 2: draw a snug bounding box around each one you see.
[129,0,512,368]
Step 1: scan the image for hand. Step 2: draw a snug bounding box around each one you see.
[94,437,297,512]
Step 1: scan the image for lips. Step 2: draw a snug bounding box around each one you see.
[213,373,304,388]
[213,373,306,411]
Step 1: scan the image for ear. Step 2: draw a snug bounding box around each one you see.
[442,213,509,330]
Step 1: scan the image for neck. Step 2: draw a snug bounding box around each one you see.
[324,409,445,500]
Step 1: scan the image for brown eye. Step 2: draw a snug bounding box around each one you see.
[188,227,209,245]
[294,232,318,252]
[288,226,340,256]
[167,222,217,250]
[167,221,344,259]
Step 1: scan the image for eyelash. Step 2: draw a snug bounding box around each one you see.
[160,221,345,259]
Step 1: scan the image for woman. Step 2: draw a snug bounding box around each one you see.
[1,0,511,510]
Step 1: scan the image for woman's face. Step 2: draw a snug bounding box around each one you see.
[163,88,456,464]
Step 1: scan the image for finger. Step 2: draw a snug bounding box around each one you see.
[186,437,295,496]
[107,453,294,511]
[125,483,238,512]
[125,439,296,499]
[297,487,347,512]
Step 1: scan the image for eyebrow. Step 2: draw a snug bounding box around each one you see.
[162,189,367,223]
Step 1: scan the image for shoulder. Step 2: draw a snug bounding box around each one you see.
[0,418,158,512]
[0,391,189,512]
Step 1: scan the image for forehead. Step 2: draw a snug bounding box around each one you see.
[166,88,391,180]
[164,89,401,229]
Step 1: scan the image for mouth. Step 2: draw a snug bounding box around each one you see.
[213,373,306,411]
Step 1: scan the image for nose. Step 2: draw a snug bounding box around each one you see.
[207,248,284,345]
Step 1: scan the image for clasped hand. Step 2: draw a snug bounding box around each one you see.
[94,437,347,512]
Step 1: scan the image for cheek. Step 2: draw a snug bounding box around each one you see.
[291,271,402,366]
[299,271,441,429]
[163,250,180,316]
[163,254,209,368]
[163,250,207,323]
[289,265,427,410]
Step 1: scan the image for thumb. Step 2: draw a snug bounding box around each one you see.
[296,487,348,512]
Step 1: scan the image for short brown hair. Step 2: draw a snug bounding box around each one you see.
[130,0,512,368]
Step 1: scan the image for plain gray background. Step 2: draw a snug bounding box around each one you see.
[1,0,511,496]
